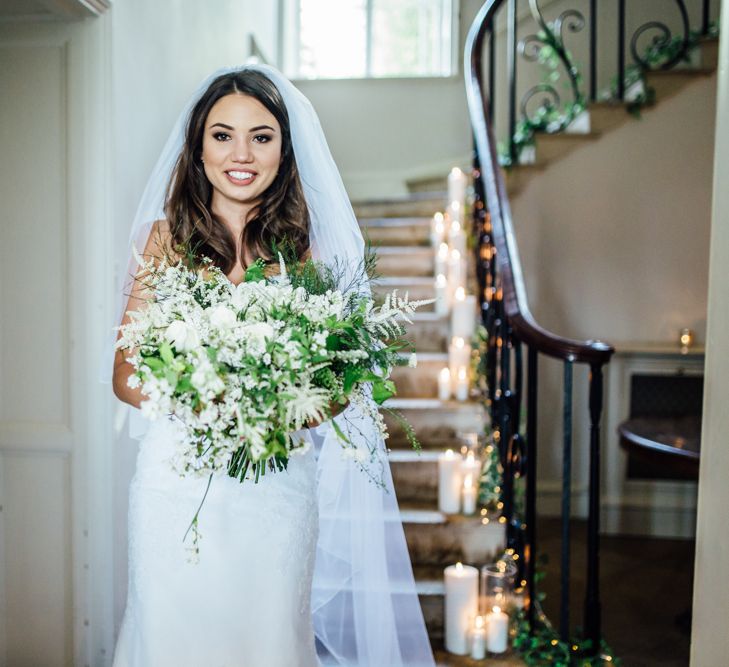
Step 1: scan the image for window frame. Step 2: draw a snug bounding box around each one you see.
[278,0,461,82]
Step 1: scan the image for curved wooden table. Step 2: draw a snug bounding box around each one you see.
[618,415,701,478]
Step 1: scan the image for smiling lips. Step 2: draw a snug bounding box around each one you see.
[225,169,257,185]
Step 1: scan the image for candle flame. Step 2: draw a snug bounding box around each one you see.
[450,248,461,260]
[451,167,463,176]
[454,286,466,301]
[451,220,461,233]
[458,367,467,380]
[453,336,465,348]
[434,212,444,223]
[464,474,473,490]
[439,367,450,381]
[455,561,463,570]
[445,449,454,459]
[493,605,501,614]
[475,615,484,629]
[436,273,447,287]
[466,450,475,462]
[438,242,449,259]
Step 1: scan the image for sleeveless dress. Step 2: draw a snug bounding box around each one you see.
[112,415,320,667]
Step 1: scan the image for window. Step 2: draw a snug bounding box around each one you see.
[282,0,458,80]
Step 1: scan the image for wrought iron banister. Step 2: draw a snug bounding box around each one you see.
[465,0,617,657]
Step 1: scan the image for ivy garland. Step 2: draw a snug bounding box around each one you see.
[609,21,720,117]
[511,558,623,667]
[498,20,720,166]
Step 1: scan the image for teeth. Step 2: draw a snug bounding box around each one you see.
[227,170,254,180]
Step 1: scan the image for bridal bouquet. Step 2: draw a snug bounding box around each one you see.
[116,246,431,550]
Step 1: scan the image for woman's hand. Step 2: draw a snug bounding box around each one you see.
[307,399,350,429]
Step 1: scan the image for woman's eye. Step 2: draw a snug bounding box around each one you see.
[213,132,230,141]
[253,134,272,143]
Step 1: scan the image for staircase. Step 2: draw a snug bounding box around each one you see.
[355,196,524,665]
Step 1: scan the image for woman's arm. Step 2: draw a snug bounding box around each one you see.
[112,220,176,408]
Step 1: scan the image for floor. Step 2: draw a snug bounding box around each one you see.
[538,518,695,667]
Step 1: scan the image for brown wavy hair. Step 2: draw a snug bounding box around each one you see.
[164,70,310,272]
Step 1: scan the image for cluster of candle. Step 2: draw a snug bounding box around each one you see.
[437,449,482,515]
[433,168,478,402]
[444,563,511,658]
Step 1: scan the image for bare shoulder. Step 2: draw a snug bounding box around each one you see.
[142,219,182,265]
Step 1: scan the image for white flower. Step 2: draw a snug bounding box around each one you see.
[164,320,199,352]
[209,305,237,329]
[241,321,274,343]
[408,353,417,368]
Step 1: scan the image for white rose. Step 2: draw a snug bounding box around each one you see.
[164,320,199,352]
[209,305,237,330]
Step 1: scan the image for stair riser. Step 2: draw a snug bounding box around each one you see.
[420,593,445,641]
[404,519,506,566]
[385,404,486,450]
[402,319,450,353]
[392,358,446,399]
[374,282,434,308]
[355,199,444,218]
[391,459,438,503]
[362,224,431,246]
[536,134,597,163]
[376,250,434,277]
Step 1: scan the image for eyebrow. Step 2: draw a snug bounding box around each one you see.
[209,122,276,132]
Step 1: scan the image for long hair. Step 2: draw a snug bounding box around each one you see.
[164,70,310,272]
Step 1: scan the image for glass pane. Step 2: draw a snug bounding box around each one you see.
[371,0,453,77]
[298,0,367,78]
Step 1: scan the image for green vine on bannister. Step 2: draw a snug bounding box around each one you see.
[609,21,720,117]
[511,557,623,667]
[499,21,586,167]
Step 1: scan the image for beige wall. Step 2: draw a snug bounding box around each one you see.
[691,3,729,664]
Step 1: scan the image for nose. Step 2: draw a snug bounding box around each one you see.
[231,137,253,163]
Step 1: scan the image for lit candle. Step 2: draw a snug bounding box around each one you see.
[438,367,452,401]
[448,167,468,209]
[435,273,449,315]
[448,248,466,294]
[438,449,463,514]
[448,336,471,377]
[461,449,482,478]
[435,242,449,277]
[486,605,509,654]
[448,219,467,255]
[512,587,526,611]
[455,366,469,402]
[431,212,446,247]
[467,615,487,660]
[444,562,479,655]
[451,287,477,340]
[462,473,477,515]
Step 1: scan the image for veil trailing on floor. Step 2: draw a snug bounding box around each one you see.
[101,63,435,666]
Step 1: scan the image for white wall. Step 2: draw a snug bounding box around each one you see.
[691,3,729,663]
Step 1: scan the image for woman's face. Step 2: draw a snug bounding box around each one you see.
[201,93,283,211]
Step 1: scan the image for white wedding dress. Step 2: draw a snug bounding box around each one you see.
[113,415,321,667]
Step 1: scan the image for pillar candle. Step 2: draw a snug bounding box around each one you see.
[438,367,451,401]
[448,167,468,209]
[438,449,463,514]
[431,212,446,247]
[449,336,471,376]
[462,473,477,515]
[461,450,482,478]
[451,287,477,340]
[435,242,450,277]
[444,562,479,655]
[448,219,467,255]
[455,366,469,402]
[486,605,509,654]
[435,273,449,315]
[448,248,467,296]
[467,615,487,660]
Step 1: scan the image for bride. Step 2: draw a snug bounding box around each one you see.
[107,64,435,666]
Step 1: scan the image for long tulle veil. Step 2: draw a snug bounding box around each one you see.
[101,63,435,666]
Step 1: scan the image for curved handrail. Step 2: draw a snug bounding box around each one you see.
[465,0,614,366]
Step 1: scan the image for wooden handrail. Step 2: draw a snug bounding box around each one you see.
[465,0,615,365]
